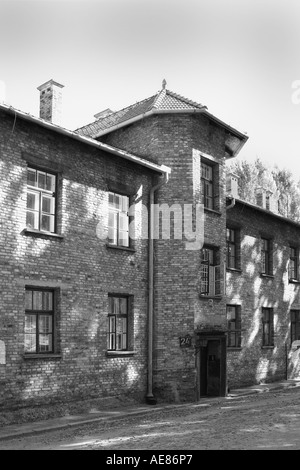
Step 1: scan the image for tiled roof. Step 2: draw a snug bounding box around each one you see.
[76,88,207,138]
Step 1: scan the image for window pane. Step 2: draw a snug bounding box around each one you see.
[119,298,127,314]
[37,171,47,190]
[27,168,36,187]
[108,212,117,229]
[41,214,55,232]
[108,227,118,245]
[119,231,129,247]
[32,291,43,310]
[46,174,55,192]
[42,195,55,215]
[119,212,129,231]
[39,315,52,333]
[25,314,36,333]
[25,334,36,353]
[39,334,53,352]
[43,291,53,311]
[27,191,39,210]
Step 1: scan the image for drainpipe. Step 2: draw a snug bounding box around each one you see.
[146,167,170,405]
[226,197,236,210]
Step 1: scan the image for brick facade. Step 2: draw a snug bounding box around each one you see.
[101,113,229,401]
[0,108,161,412]
[226,200,300,388]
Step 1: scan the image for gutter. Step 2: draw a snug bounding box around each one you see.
[92,107,247,144]
[226,196,236,210]
[0,103,166,175]
[146,168,170,405]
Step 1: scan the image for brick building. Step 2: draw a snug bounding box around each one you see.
[0,80,169,414]
[1,80,300,418]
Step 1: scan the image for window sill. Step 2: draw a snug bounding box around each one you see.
[204,208,221,216]
[22,229,63,240]
[289,279,300,284]
[199,295,222,300]
[106,244,135,253]
[23,354,62,359]
[226,268,242,273]
[106,350,136,357]
[261,346,274,350]
[260,273,274,279]
[227,347,242,351]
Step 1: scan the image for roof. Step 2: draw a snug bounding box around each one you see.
[0,102,170,175]
[76,86,248,158]
[227,196,300,229]
[76,88,207,138]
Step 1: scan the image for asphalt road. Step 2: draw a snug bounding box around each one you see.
[1,387,300,450]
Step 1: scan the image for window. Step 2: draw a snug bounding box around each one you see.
[226,228,239,269]
[289,247,299,281]
[201,162,214,210]
[261,237,273,275]
[262,308,274,347]
[107,295,128,351]
[26,167,56,233]
[227,305,241,348]
[291,310,300,343]
[200,247,221,296]
[25,289,54,354]
[108,192,130,247]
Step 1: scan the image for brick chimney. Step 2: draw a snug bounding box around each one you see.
[226,172,239,198]
[37,79,64,126]
[256,188,277,213]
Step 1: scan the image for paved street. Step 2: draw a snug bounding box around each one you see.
[1,386,300,450]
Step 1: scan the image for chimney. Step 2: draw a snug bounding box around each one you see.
[226,172,239,199]
[255,187,266,208]
[37,79,64,126]
[0,80,6,104]
[255,188,277,213]
[94,108,114,120]
[266,190,278,213]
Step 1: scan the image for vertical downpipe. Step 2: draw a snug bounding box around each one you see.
[146,170,169,404]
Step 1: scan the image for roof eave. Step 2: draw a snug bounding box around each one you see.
[92,108,248,158]
[228,197,300,228]
[0,103,169,175]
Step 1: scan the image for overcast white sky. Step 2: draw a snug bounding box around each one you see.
[1,0,300,179]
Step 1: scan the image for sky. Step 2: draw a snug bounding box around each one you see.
[1,0,300,179]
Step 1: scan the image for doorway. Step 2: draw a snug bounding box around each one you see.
[197,334,226,398]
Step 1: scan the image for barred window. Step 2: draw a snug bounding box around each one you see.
[262,308,274,347]
[227,305,241,348]
[107,295,128,351]
[26,167,56,233]
[261,238,273,275]
[226,228,240,269]
[291,310,300,343]
[25,288,54,354]
[201,162,214,210]
[289,247,299,281]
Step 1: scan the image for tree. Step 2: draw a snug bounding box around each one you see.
[226,158,300,222]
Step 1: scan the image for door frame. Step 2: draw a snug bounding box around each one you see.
[195,331,227,399]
